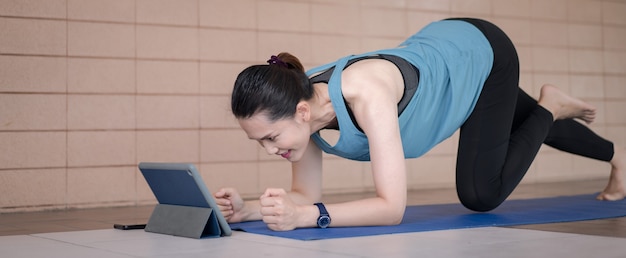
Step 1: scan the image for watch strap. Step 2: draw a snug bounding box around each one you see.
[314,203,329,216]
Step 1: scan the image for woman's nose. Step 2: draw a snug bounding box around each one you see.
[263,143,278,155]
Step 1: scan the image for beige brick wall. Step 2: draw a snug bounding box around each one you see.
[1,0,625,212]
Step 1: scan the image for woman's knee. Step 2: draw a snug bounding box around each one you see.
[457,188,502,212]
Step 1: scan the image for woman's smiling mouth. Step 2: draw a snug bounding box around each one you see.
[280,150,291,159]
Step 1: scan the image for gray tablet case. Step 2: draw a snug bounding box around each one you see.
[138,162,232,238]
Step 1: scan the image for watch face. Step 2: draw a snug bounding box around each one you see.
[318,215,331,228]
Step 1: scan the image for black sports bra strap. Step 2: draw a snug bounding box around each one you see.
[309,54,420,132]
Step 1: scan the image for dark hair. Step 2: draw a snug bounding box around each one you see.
[231,52,313,121]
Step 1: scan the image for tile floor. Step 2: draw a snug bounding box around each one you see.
[1,179,626,257]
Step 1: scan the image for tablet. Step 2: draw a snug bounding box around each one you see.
[138,162,232,236]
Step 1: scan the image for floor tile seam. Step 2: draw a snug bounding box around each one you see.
[496,226,626,241]
[29,234,141,257]
[230,233,369,257]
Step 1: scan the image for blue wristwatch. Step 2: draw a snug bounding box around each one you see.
[314,203,331,228]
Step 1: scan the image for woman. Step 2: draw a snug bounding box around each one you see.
[215,18,626,231]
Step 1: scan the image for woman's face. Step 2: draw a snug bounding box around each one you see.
[238,112,310,162]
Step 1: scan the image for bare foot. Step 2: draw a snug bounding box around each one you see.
[538,84,596,124]
[597,145,626,201]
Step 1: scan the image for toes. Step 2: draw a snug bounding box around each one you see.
[597,192,625,201]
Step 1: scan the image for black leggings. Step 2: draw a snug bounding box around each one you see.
[450,18,615,212]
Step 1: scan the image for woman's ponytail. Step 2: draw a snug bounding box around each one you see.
[276,52,305,72]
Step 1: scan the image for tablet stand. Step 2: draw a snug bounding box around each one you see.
[144,204,222,239]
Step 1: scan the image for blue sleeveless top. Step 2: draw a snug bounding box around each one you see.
[307,20,494,161]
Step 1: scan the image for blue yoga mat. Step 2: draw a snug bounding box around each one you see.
[230,194,626,240]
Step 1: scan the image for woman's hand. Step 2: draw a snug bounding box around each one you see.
[260,188,303,231]
[214,188,246,223]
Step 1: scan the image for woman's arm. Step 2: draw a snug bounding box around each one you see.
[260,59,409,230]
[320,59,408,227]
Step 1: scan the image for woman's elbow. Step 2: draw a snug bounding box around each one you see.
[384,205,406,226]
[389,213,404,226]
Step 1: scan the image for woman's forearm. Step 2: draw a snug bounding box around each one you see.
[313,197,406,228]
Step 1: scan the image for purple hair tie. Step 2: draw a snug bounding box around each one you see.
[267,55,288,68]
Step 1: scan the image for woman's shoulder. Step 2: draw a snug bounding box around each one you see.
[341,59,404,104]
